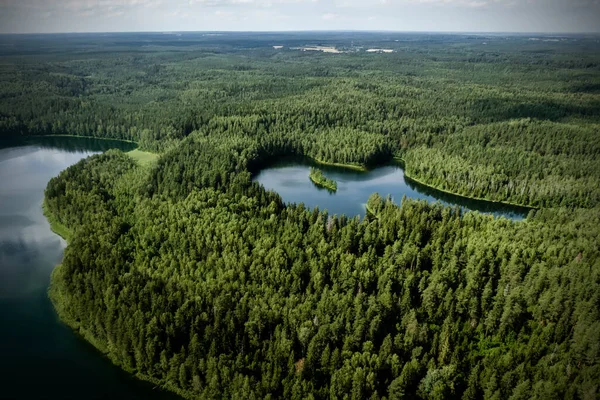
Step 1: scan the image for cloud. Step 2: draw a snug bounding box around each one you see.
[333,0,555,9]
[0,0,598,32]
[0,0,165,13]
[188,0,315,7]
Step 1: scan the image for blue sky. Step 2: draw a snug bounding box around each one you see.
[0,0,599,33]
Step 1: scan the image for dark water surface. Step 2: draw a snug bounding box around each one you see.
[0,137,179,400]
[254,158,530,220]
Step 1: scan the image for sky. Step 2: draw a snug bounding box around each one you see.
[0,0,599,34]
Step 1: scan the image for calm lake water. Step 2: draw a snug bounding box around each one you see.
[254,158,530,220]
[0,136,179,400]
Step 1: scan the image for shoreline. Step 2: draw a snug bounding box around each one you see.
[309,175,337,191]
[308,157,368,172]
[48,272,194,400]
[28,134,139,145]
[29,134,159,166]
[260,153,534,214]
[309,168,338,192]
[41,143,534,400]
[403,170,536,212]
[393,157,536,212]
[42,201,72,242]
[44,200,189,400]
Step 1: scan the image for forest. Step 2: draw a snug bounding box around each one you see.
[2,32,599,207]
[1,32,599,399]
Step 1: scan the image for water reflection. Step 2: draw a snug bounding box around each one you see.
[0,137,179,400]
[0,136,137,154]
[254,157,530,220]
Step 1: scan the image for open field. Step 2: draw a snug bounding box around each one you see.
[127,149,159,167]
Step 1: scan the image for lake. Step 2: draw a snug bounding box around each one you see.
[254,158,530,220]
[0,136,179,400]
[0,139,528,400]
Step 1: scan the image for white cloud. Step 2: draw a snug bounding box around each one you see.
[0,0,598,32]
[188,0,314,7]
[0,0,165,12]
[333,0,546,8]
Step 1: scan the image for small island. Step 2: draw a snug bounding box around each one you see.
[309,167,338,192]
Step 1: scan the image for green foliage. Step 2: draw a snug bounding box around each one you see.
[43,142,600,400]
[42,201,72,242]
[309,168,337,192]
[3,32,599,399]
[127,149,160,168]
[2,32,599,207]
[402,119,600,208]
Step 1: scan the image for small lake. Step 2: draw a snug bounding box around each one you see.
[0,136,179,400]
[254,158,530,221]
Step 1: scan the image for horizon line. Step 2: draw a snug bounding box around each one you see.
[1,29,600,36]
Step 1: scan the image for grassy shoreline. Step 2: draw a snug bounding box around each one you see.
[42,201,72,242]
[309,157,368,172]
[28,134,138,145]
[31,134,159,167]
[404,171,536,212]
[394,157,536,212]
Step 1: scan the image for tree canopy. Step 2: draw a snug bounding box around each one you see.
[1,32,598,399]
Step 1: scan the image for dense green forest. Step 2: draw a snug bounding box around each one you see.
[2,32,599,207]
[1,32,599,399]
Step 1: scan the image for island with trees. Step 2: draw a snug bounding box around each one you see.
[1,32,599,400]
[309,167,338,192]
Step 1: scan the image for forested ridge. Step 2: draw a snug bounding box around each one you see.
[46,138,600,399]
[2,32,599,207]
[1,32,599,399]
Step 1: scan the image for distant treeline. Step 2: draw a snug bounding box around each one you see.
[2,32,599,400]
[1,33,599,207]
